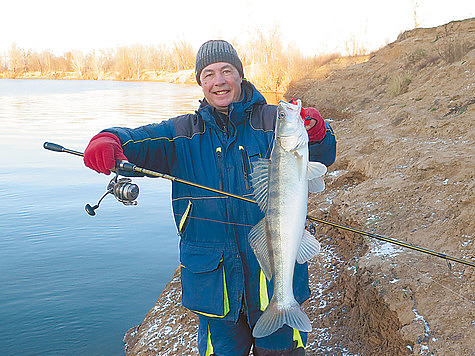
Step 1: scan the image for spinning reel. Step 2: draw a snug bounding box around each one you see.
[85,173,139,216]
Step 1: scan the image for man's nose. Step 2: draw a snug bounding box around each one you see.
[213,73,226,85]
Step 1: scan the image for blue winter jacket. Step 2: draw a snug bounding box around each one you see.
[104,81,336,325]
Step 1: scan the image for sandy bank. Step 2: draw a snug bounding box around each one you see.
[123,18,474,355]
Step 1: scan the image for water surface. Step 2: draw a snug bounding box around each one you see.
[0,79,203,355]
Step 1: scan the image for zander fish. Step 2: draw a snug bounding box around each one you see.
[249,99,327,338]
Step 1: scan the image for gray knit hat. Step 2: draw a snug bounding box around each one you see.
[195,40,244,85]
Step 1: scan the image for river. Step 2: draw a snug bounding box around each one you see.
[0,79,204,355]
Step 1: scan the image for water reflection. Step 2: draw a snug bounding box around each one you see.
[0,79,202,356]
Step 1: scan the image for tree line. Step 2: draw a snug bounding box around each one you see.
[1,30,346,91]
[1,41,196,80]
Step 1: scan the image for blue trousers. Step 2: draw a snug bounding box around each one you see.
[197,313,307,355]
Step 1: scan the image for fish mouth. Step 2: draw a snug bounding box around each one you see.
[278,100,301,120]
[279,99,300,110]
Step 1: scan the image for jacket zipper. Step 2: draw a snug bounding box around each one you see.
[216,147,224,191]
[238,146,250,190]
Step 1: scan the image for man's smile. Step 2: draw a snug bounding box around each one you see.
[213,90,230,95]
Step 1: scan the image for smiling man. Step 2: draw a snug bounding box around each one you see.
[83,40,336,355]
[198,61,243,113]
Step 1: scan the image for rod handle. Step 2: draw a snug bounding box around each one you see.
[116,161,136,173]
[43,142,65,152]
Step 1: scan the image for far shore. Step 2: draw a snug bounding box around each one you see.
[1,69,286,104]
[0,69,196,84]
[0,69,288,97]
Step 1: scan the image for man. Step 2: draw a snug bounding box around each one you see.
[84,40,336,355]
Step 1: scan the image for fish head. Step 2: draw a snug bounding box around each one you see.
[276,99,308,152]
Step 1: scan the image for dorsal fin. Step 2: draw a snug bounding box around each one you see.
[250,158,271,212]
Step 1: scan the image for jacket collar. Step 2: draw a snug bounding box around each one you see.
[197,81,266,129]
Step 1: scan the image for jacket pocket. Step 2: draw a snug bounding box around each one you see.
[216,147,224,191]
[241,145,261,191]
[180,242,230,318]
[238,146,250,190]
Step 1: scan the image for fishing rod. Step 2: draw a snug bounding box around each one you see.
[43,142,475,268]
[306,216,474,268]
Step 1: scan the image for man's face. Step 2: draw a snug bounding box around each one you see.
[199,62,242,114]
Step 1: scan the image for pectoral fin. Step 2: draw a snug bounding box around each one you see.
[296,229,321,264]
[307,161,327,193]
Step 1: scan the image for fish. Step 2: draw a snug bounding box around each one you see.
[249,99,327,338]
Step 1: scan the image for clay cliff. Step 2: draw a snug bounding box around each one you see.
[124,18,474,355]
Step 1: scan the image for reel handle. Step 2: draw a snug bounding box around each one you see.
[84,204,99,216]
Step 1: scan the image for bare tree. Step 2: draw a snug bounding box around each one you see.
[69,50,88,78]
[114,46,143,80]
[39,51,53,73]
[8,43,27,73]
[172,40,195,71]
[1,38,324,92]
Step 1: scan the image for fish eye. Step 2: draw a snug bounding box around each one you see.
[279,111,285,119]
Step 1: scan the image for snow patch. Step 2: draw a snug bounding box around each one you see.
[371,241,402,258]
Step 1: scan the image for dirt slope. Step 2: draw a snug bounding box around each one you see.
[287,18,474,355]
[124,18,474,355]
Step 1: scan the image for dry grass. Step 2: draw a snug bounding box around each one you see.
[434,23,475,64]
[436,40,473,64]
[389,72,412,97]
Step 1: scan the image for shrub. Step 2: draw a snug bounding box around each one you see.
[389,73,412,97]
[437,41,473,63]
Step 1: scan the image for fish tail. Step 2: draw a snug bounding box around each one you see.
[252,300,312,338]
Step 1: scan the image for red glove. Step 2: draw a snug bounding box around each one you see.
[84,132,127,175]
[303,107,326,142]
[290,99,326,142]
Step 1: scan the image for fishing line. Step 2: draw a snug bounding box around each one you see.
[254,107,275,161]
[397,258,474,304]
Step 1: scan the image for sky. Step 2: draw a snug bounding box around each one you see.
[0,0,473,57]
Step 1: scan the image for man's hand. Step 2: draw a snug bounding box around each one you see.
[302,107,326,142]
[84,132,127,175]
[304,117,317,130]
[290,99,326,142]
